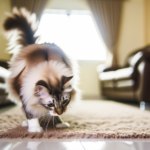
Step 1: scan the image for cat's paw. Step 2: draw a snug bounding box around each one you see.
[22,120,28,127]
[28,126,43,133]
[56,122,70,128]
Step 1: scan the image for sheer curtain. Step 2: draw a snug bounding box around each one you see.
[87,0,123,67]
[11,0,48,21]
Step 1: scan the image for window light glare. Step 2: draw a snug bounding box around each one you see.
[36,12,106,60]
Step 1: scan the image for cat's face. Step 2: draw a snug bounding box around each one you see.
[35,76,73,116]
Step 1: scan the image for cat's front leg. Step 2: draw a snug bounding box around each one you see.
[27,118,43,133]
[55,116,70,128]
[22,113,43,132]
[22,104,43,132]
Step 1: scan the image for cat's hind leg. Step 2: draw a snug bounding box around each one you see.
[56,122,70,128]
[22,120,28,127]
[55,116,70,128]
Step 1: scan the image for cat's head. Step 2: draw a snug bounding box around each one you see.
[35,76,73,116]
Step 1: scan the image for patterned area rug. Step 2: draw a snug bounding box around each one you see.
[0,100,150,139]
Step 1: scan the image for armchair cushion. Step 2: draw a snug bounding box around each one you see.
[99,67,135,81]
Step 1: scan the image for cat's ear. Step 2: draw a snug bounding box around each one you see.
[35,85,49,98]
[61,76,73,87]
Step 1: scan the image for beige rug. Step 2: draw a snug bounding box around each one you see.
[0,100,150,139]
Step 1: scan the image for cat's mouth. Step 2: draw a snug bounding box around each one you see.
[49,111,58,116]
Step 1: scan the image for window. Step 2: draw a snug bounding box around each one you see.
[36,9,106,61]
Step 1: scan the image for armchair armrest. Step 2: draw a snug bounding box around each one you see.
[0,67,10,83]
[0,67,10,79]
[0,61,9,83]
[135,60,150,103]
[0,61,9,69]
[130,49,150,68]
[134,49,150,103]
[103,66,122,72]
[129,51,143,68]
[97,64,121,73]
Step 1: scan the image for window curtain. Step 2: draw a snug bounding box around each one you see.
[87,0,123,67]
[11,0,48,21]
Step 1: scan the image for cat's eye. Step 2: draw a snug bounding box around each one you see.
[63,99,68,104]
[48,103,55,107]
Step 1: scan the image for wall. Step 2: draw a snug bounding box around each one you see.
[0,0,11,61]
[145,0,150,45]
[78,61,101,99]
[117,0,146,66]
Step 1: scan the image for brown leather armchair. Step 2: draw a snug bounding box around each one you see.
[0,61,11,105]
[97,46,150,105]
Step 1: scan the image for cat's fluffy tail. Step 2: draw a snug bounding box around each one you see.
[3,7,38,54]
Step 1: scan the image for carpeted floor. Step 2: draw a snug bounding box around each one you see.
[0,100,150,139]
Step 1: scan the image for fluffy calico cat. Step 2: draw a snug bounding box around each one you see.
[3,8,80,132]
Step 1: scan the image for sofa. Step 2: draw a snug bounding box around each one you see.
[97,46,150,106]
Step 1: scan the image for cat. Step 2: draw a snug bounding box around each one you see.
[3,8,80,132]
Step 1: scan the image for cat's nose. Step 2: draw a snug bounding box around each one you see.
[56,108,63,115]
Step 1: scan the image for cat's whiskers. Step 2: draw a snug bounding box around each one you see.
[54,117,58,124]
[45,115,52,132]
[43,115,50,129]
[39,113,49,124]
[52,116,61,138]
[41,114,87,150]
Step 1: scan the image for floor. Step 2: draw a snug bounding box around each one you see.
[0,101,150,150]
[0,141,150,150]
